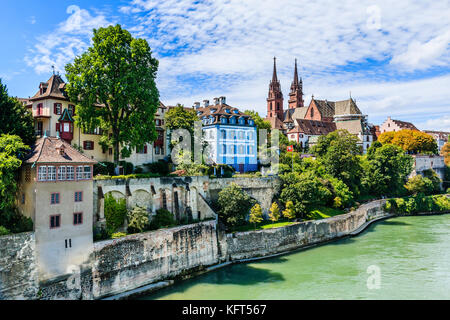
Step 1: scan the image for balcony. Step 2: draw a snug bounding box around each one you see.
[33,108,51,118]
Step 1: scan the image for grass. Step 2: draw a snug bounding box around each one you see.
[231,220,296,232]
[306,206,345,220]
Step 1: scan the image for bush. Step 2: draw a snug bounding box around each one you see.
[217,183,256,227]
[111,232,127,239]
[104,194,127,235]
[1,212,33,234]
[385,194,450,215]
[150,209,176,230]
[0,226,10,236]
[144,161,171,176]
[94,161,115,176]
[127,206,150,234]
[93,227,109,242]
[134,166,144,174]
[208,164,235,178]
[405,175,435,195]
[422,169,442,193]
[119,161,134,175]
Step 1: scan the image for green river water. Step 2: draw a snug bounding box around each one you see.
[143,215,450,300]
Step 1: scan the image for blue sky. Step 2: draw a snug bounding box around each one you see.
[1,0,449,130]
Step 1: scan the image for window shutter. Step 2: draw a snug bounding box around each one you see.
[56,123,60,132]
[144,145,148,154]
[83,141,87,150]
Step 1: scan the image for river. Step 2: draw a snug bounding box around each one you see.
[142,215,450,300]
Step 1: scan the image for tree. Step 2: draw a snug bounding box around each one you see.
[0,134,29,227]
[282,201,296,221]
[65,24,160,168]
[217,183,255,228]
[249,204,263,230]
[363,144,414,196]
[312,130,363,192]
[378,130,438,154]
[441,142,450,166]
[165,104,199,134]
[104,194,127,235]
[127,206,150,233]
[405,175,434,195]
[0,80,35,146]
[268,202,280,224]
[244,110,271,132]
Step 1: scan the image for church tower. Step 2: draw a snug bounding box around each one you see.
[267,57,284,119]
[288,59,304,109]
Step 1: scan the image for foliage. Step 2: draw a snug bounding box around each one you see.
[249,204,264,230]
[217,183,256,228]
[3,212,33,234]
[0,134,29,227]
[324,175,354,208]
[104,194,127,235]
[94,172,166,180]
[65,24,160,166]
[244,110,272,131]
[378,129,438,154]
[94,161,116,176]
[233,172,262,178]
[306,206,345,220]
[279,171,333,218]
[362,144,414,197]
[268,202,280,223]
[165,104,198,134]
[174,151,209,176]
[405,175,436,196]
[282,201,296,220]
[0,226,10,236]
[144,161,171,176]
[119,161,134,175]
[312,130,363,192]
[150,209,176,230]
[111,232,128,239]
[93,227,109,242]
[444,165,450,191]
[208,164,235,178]
[422,169,442,194]
[127,206,150,234]
[0,80,35,147]
[442,142,450,166]
[385,194,450,215]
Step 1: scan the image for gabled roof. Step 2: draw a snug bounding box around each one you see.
[335,119,364,135]
[30,75,68,101]
[312,99,336,118]
[288,119,337,136]
[334,98,362,115]
[24,137,97,165]
[266,116,285,130]
[390,119,419,131]
[58,108,74,122]
[424,130,449,141]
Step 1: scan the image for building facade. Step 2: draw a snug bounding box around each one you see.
[20,74,168,169]
[424,130,449,152]
[17,136,97,280]
[379,117,419,133]
[196,97,258,172]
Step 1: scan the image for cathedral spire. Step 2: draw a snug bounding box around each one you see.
[272,57,278,83]
[288,59,304,109]
[293,59,299,85]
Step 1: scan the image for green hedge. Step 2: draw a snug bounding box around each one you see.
[385,194,450,215]
[95,172,171,180]
[104,194,127,235]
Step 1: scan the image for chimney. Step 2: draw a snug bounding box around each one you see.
[194,102,201,109]
[203,100,210,107]
[213,97,220,105]
[220,96,226,105]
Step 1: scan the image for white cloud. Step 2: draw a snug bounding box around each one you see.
[25,5,111,74]
[417,116,450,132]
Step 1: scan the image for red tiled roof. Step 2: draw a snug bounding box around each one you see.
[24,136,97,164]
[391,119,419,131]
[288,119,337,135]
[29,75,68,102]
[196,103,250,124]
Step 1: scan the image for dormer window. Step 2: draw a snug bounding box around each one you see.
[211,108,217,113]
[225,109,231,114]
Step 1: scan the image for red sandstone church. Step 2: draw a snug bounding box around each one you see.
[265,58,375,153]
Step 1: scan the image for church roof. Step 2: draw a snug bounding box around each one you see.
[24,136,97,164]
[266,116,285,130]
[335,119,364,135]
[334,98,362,115]
[30,75,68,101]
[288,119,337,136]
[312,99,336,118]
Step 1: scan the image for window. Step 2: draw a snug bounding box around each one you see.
[50,215,61,229]
[67,166,74,180]
[221,130,226,139]
[109,148,113,156]
[38,166,47,181]
[239,145,244,154]
[137,145,148,154]
[83,166,92,180]
[54,103,62,115]
[76,166,84,180]
[65,239,72,249]
[57,166,66,181]
[51,193,60,205]
[311,108,314,117]
[230,130,235,139]
[68,104,76,116]
[83,127,102,135]
[75,191,83,202]
[83,141,94,150]
[155,146,161,155]
[47,166,56,181]
[249,146,254,154]
[248,132,253,140]
[73,213,83,225]
[223,145,227,154]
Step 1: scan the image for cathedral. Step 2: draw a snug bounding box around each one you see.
[265,58,374,153]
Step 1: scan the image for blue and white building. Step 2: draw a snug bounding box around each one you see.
[196,97,258,173]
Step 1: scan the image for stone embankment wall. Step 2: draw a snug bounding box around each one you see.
[0,232,38,300]
[91,220,219,299]
[222,200,388,261]
[1,199,389,300]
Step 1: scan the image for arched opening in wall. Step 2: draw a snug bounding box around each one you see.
[129,189,152,212]
[161,190,167,210]
[106,190,126,201]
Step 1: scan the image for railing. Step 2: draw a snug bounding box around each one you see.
[33,108,51,117]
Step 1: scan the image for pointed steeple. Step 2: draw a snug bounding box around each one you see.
[293,59,299,86]
[272,57,278,83]
[288,59,304,109]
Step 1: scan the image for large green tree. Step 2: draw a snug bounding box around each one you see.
[0,80,35,146]
[217,183,256,228]
[0,134,29,225]
[65,24,160,167]
[165,104,198,134]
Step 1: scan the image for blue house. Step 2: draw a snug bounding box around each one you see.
[195,97,258,173]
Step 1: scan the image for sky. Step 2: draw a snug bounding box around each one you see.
[0,0,449,131]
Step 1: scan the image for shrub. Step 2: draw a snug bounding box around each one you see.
[93,227,109,242]
[405,175,435,195]
[384,194,450,215]
[144,161,171,176]
[111,232,127,239]
[119,161,134,175]
[422,169,442,193]
[0,226,10,236]
[217,183,256,227]
[94,162,115,176]
[134,166,144,174]
[150,209,176,230]
[2,212,33,234]
[104,194,127,235]
[268,202,280,223]
[249,204,263,228]
[127,206,150,234]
